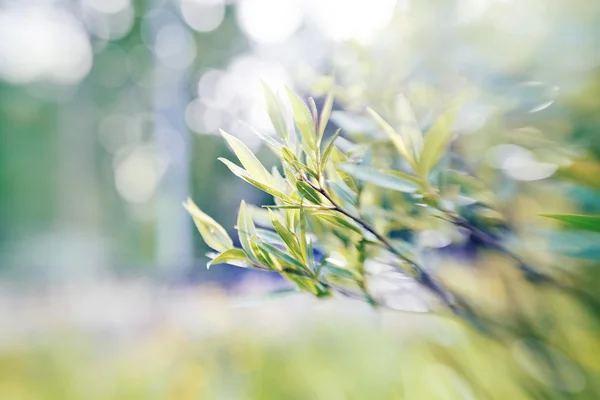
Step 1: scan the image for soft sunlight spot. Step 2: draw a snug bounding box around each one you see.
[115,147,167,204]
[310,0,396,43]
[83,0,131,14]
[154,23,197,69]
[237,0,303,44]
[0,7,93,84]
[180,0,225,33]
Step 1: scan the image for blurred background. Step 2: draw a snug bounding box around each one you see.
[2,0,600,398]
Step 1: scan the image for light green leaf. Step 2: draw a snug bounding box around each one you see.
[417,104,459,178]
[383,169,424,186]
[253,240,307,272]
[367,107,415,169]
[326,180,357,206]
[540,214,600,232]
[286,87,317,153]
[296,181,323,204]
[320,128,340,173]
[312,211,362,234]
[237,200,257,259]
[220,129,275,186]
[183,197,233,252]
[395,94,423,159]
[319,92,334,143]
[207,248,249,269]
[219,158,293,203]
[263,83,288,139]
[269,210,303,260]
[338,164,419,193]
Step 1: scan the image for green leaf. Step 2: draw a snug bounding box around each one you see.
[540,214,600,232]
[320,128,340,173]
[296,181,323,204]
[269,210,303,260]
[286,87,317,154]
[253,240,307,271]
[207,248,249,269]
[313,211,362,234]
[395,94,423,160]
[327,180,357,206]
[263,83,289,139]
[237,200,257,259]
[383,169,424,186]
[220,129,275,186]
[417,104,459,178]
[319,92,334,143]
[367,107,415,169]
[321,262,357,280]
[219,158,293,203]
[338,164,419,193]
[183,198,233,252]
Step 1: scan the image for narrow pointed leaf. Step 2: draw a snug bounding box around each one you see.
[320,128,340,173]
[540,214,600,232]
[253,240,307,271]
[220,129,275,186]
[327,180,357,206]
[240,120,283,151]
[319,92,334,141]
[367,107,414,168]
[269,210,303,260]
[313,212,362,234]
[395,94,423,159]
[417,104,460,178]
[183,198,233,252]
[263,83,288,139]
[219,158,293,202]
[296,181,323,204]
[286,87,317,153]
[237,200,257,258]
[338,164,419,193]
[207,248,249,269]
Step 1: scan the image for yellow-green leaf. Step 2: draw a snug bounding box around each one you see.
[237,200,257,259]
[269,210,303,261]
[395,94,423,160]
[263,83,288,139]
[320,128,340,173]
[367,107,415,169]
[286,87,317,153]
[417,102,461,178]
[219,158,293,203]
[296,181,323,204]
[207,248,249,269]
[319,92,334,143]
[220,129,275,187]
[183,197,233,252]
